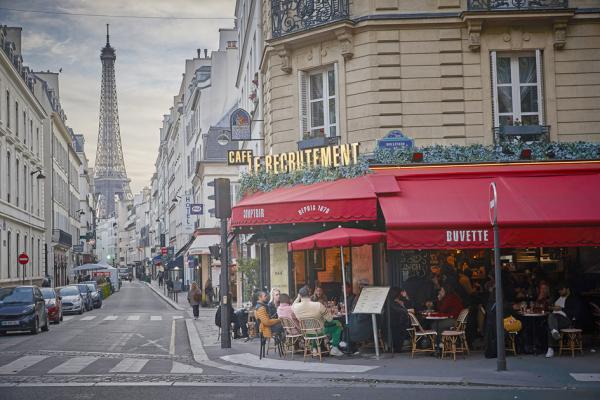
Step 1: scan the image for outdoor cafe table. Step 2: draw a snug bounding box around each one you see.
[517,311,548,355]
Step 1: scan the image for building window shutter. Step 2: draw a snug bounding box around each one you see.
[298,70,309,139]
[490,51,499,128]
[535,49,544,125]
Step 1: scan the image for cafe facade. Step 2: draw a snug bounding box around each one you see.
[230,159,600,306]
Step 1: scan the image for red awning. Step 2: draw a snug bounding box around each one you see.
[377,162,600,249]
[288,227,386,251]
[231,176,379,228]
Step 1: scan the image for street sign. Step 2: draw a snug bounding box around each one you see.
[489,182,498,226]
[230,108,251,141]
[161,247,168,256]
[377,130,414,150]
[189,203,204,215]
[18,253,29,265]
[73,244,84,253]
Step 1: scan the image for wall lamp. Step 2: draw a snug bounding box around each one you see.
[30,169,46,179]
[172,195,182,203]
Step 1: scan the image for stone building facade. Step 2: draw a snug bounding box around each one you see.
[261,0,600,154]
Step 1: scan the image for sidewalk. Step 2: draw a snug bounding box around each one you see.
[146,280,600,389]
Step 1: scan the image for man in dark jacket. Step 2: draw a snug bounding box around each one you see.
[545,283,584,358]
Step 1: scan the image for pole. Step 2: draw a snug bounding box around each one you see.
[493,221,506,371]
[371,314,380,359]
[340,246,349,325]
[219,217,231,348]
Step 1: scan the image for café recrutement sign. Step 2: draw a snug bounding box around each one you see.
[228,142,360,174]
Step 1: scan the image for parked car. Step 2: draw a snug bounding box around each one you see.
[57,285,85,315]
[75,284,94,311]
[40,287,63,323]
[0,286,50,335]
[83,281,103,309]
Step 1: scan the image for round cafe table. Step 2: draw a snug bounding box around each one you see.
[422,312,452,353]
[518,312,548,355]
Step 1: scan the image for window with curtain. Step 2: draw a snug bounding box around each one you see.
[299,65,338,139]
[492,51,543,127]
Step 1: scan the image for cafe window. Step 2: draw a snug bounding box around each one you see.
[491,50,544,127]
[298,64,338,139]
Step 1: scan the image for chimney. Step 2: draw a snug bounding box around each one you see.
[204,49,208,58]
[197,49,201,58]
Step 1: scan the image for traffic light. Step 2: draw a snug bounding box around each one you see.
[208,244,221,260]
[207,178,231,219]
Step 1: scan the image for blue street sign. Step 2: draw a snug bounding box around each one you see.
[377,130,414,150]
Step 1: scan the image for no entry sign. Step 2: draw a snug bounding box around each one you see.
[18,253,29,265]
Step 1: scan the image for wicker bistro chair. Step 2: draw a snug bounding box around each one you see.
[559,328,583,357]
[298,318,330,362]
[407,312,437,358]
[279,317,304,359]
[441,308,470,361]
[247,310,258,339]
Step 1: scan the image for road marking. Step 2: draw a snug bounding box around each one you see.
[81,316,96,321]
[170,361,203,374]
[103,315,118,321]
[570,373,600,382]
[62,316,74,322]
[48,356,98,374]
[108,332,134,352]
[172,315,183,320]
[150,316,162,321]
[127,315,140,321]
[0,355,48,375]
[170,320,176,355]
[109,358,149,373]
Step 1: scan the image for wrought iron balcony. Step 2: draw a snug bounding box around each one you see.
[271,0,350,39]
[52,229,72,248]
[467,0,569,10]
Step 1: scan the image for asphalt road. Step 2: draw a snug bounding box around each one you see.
[0,385,598,400]
[0,280,213,377]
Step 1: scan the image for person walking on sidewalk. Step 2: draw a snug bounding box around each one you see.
[204,279,215,307]
[188,282,202,320]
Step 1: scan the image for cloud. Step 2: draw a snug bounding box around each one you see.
[1,0,236,192]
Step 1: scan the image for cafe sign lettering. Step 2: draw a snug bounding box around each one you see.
[446,229,490,243]
[242,142,359,174]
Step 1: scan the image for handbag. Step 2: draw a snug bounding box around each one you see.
[503,316,522,333]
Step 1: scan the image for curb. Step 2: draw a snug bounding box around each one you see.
[144,282,185,311]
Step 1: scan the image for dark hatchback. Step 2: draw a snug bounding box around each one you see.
[0,286,50,335]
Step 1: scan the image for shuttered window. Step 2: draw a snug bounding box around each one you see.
[298,64,338,139]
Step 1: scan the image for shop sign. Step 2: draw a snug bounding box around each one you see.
[297,204,330,216]
[189,204,204,215]
[72,244,84,253]
[247,142,360,174]
[446,229,490,243]
[230,108,252,141]
[377,130,414,150]
[228,149,253,166]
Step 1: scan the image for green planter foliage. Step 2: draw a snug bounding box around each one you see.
[237,258,259,303]
[99,283,111,300]
[239,141,600,196]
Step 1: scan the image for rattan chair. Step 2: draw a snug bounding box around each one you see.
[407,312,437,358]
[279,317,304,359]
[559,328,583,357]
[299,318,329,362]
[441,308,470,360]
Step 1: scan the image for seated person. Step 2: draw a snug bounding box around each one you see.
[427,284,464,348]
[311,286,328,305]
[293,286,343,356]
[545,283,585,358]
[215,300,241,338]
[389,287,411,352]
[255,291,281,339]
[343,282,356,314]
[277,293,300,334]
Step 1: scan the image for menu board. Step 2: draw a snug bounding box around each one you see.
[396,250,434,277]
[353,286,390,315]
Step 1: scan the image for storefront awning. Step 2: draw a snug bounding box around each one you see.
[188,235,220,256]
[378,162,600,249]
[231,175,385,228]
[288,227,386,251]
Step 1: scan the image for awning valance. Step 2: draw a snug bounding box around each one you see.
[231,175,383,228]
[378,162,600,249]
[188,235,220,256]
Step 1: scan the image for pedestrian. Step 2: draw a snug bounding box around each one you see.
[204,279,214,307]
[158,271,164,287]
[188,282,202,320]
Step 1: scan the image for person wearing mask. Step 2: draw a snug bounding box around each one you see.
[545,283,584,358]
[187,282,202,320]
[293,286,343,356]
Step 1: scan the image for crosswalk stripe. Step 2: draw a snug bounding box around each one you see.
[103,315,118,321]
[63,316,74,322]
[172,316,183,320]
[81,316,96,321]
[150,316,162,321]
[127,315,140,321]
[109,358,149,373]
[0,355,49,375]
[170,361,203,374]
[48,356,97,374]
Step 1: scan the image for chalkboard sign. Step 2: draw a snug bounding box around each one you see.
[396,250,433,277]
[353,287,390,315]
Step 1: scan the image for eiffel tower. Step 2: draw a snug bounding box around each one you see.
[94,24,131,218]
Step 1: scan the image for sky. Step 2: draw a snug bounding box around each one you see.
[0,0,236,193]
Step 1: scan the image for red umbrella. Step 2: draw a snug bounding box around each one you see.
[287,227,386,251]
[288,227,386,324]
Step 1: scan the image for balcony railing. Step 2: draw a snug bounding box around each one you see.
[52,229,73,248]
[467,0,568,10]
[271,0,350,39]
